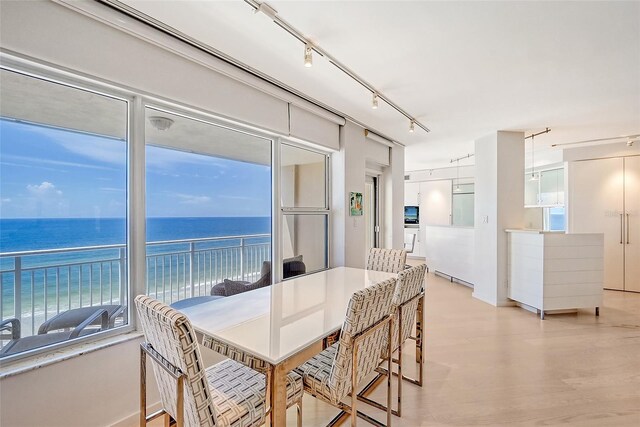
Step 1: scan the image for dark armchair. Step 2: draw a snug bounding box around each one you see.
[210,256,306,297]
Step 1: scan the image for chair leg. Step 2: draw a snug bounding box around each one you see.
[352,345,358,427]
[140,346,147,427]
[296,398,303,427]
[387,319,393,427]
[396,311,403,417]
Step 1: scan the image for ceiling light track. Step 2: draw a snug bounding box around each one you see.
[525,127,551,140]
[93,0,403,146]
[245,0,430,133]
[449,153,474,164]
[551,133,640,148]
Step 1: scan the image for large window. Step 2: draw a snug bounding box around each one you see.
[0,69,129,359]
[280,143,329,276]
[144,107,272,304]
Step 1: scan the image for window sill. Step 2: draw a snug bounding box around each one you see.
[0,331,143,380]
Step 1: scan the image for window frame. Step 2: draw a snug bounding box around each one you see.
[0,60,136,364]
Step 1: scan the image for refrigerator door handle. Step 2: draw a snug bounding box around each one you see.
[627,213,631,244]
[620,213,624,244]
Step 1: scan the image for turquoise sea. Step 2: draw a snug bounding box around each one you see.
[0,217,271,334]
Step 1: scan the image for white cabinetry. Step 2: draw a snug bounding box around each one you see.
[568,156,639,292]
[525,167,564,207]
[419,180,452,226]
[508,230,603,319]
[404,182,419,206]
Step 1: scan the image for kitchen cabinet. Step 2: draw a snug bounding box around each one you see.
[568,156,639,292]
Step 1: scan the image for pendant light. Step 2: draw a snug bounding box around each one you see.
[304,43,313,67]
[454,159,461,192]
[529,134,538,181]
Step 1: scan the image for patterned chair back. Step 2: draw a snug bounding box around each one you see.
[366,248,407,273]
[392,264,427,348]
[328,277,396,403]
[135,295,217,427]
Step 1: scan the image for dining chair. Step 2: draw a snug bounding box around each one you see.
[366,248,407,274]
[358,264,427,417]
[135,295,304,427]
[294,277,397,427]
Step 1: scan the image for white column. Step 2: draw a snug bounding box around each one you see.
[331,120,366,268]
[473,131,525,306]
[383,144,405,249]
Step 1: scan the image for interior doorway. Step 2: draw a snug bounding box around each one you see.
[364,175,380,249]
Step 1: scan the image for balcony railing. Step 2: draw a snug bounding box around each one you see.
[0,234,270,338]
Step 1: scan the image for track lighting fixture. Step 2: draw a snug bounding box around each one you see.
[372,93,378,110]
[627,138,635,147]
[409,121,415,133]
[304,44,313,68]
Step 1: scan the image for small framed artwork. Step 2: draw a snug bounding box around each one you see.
[349,192,363,216]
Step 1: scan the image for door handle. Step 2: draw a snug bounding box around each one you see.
[627,213,630,244]
[620,213,624,244]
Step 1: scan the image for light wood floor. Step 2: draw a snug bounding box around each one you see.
[290,271,640,426]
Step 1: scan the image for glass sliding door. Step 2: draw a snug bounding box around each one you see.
[145,107,272,303]
[280,143,329,277]
[0,69,129,358]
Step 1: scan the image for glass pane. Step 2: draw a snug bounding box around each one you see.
[524,175,539,206]
[452,194,475,227]
[145,108,272,304]
[0,70,129,357]
[557,169,565,205]
[544,206,566,231]
[539,169,558,205]
[282,214,327,275]
[281,144,326,208]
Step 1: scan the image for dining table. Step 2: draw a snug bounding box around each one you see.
[179,266,402,426]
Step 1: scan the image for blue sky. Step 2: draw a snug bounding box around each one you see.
[0,119,271,218]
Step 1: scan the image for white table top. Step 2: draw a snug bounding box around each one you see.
[180,266,397,365]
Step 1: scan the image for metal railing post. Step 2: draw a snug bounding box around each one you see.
[119,248,127,306]
[240,238,245,281]
[14,256,22,323]
[189,242,195,298]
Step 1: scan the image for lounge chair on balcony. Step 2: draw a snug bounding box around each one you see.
[210,256,306,297]
[0,304,125,357]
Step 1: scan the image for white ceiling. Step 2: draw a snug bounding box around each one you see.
[121,0,640,171]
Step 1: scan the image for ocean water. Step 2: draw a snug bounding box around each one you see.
[0,217,271,333]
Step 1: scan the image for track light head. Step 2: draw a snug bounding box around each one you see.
[628,138,635,147]
[372,93,378,110]
[304,44,313,68]
[409,121,415,133]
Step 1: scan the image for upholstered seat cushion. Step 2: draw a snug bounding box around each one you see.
[206,358,303,427]
[294,343,337,404]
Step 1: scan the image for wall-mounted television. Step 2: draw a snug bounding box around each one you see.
[404,206,419,224]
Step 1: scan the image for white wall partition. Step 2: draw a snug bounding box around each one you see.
[424,226,475,284]
[474,131,525,306]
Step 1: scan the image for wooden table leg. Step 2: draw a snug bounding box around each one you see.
[271,363,289,426]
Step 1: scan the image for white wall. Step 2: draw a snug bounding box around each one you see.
[473,131,525,306]
[0,337,157,427]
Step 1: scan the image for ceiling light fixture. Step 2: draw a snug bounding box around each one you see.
[372,93,379,110]
[409,121,415,133]
[627,138,635,147]
[524,128,551,181]
[148,116,174,131]
[304,44,313,68]
[247,0,429,133]
[450,153,474,191]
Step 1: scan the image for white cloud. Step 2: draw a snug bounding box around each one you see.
[176,193,211,205]
[27,181,63,196]
[1,198,11,203]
